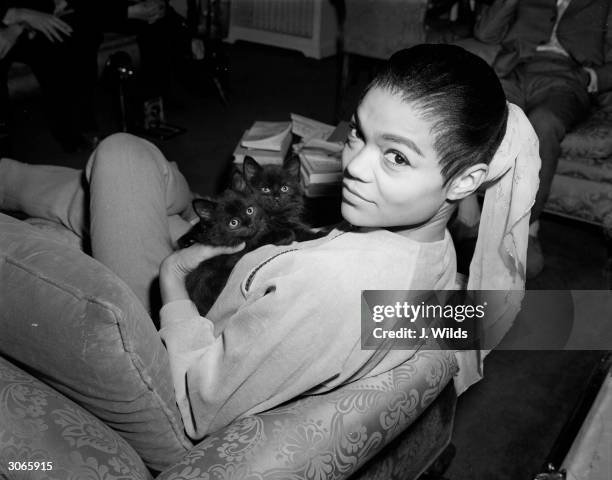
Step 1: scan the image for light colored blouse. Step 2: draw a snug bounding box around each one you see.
[159,225,457,440]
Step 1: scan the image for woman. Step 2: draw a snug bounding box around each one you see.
[0,44,539,441]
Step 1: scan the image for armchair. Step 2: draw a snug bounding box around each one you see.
[0,212,458,479]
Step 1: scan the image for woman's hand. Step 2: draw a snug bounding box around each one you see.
[159,243,245,304]
[6,8,72,42]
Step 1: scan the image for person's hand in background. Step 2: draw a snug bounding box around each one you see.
[128,0,166,24]
[3,8,72,42]
[0,25,23,59]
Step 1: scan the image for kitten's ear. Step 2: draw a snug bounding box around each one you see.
[243,156,262,181]
[192,198,217,221]
[284,155,300,177]
[231,170,248,192]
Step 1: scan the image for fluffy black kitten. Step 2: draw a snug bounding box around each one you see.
[179,188,269,315]
[235,155,326,245]
[178,157,326,315]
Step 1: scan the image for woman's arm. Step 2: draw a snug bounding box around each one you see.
[158,250,364,441]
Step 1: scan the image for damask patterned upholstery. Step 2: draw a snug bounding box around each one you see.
[0,356,152,480]
[0,215,460,479]
[156,350,458,480]
[550,107,612,229]
[0,346,458,480]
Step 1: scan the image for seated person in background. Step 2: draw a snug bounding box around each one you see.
[474,0,612,278]
[100,0,190,100]
[0,45,539,440]
[0,0,102,153]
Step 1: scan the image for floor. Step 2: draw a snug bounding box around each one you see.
[4,41,609,479]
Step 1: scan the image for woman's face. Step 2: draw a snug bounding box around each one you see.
[341,86,448,229]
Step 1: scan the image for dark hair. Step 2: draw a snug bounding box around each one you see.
[364,44,508,184]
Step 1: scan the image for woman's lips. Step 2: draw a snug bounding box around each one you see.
[342,182,372,204]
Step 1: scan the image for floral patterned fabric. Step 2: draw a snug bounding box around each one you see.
[547,107,612,228]
[0,214,192,472]
[156,350,458,480]
[0,356,152,480]
[561,109,612,160]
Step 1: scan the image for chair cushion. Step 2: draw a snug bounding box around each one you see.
[0,356,153,480]
[561,109,612,160]
[0,213,191,471]
[557,155,612,185]
[546,174,612,225]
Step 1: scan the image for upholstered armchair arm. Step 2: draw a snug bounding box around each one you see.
[0,356,153,480]
[157,350,458,480]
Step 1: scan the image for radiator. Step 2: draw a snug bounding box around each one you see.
[227,0,337,59]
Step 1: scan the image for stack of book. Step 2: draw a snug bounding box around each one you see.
[233,121,293,165]
[297,120,349,198]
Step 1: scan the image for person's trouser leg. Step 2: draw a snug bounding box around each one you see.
[85,133,192,312]
[523,60,591,222]
[0,133,193,312]
[0,159,88,234]
[500,70,526,109]
[526,106,570,222]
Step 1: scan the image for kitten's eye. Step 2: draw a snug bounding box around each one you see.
[228,218,240,228]
[246,206,255,215]
[280,185,289,193]
[261,187,271,194]
[383,150,410,166]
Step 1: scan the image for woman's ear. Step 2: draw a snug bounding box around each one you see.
[446,164,488,201]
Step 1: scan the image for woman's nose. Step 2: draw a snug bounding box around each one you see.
[344,145,374,182]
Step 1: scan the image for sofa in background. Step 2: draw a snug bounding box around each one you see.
[453,38,612,285]
[0,212,459,479]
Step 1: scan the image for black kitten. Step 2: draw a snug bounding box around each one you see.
[235,155,326,245]
[179,188,269,315]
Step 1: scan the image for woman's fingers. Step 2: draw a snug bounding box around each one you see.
[190,242,246,260]
[170,242,246,277]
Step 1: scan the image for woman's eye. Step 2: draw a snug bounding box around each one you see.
[280,185,289,193]
[229,218,240,228]
[261,187,271,194]
[346,126,360,143]
[346,121,364,144]
[384,150,410,166]
[246,206,254,215]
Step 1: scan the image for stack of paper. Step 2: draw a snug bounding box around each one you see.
[295,120,349,198]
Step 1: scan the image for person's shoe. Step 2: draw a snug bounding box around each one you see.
[526,235,544,279]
